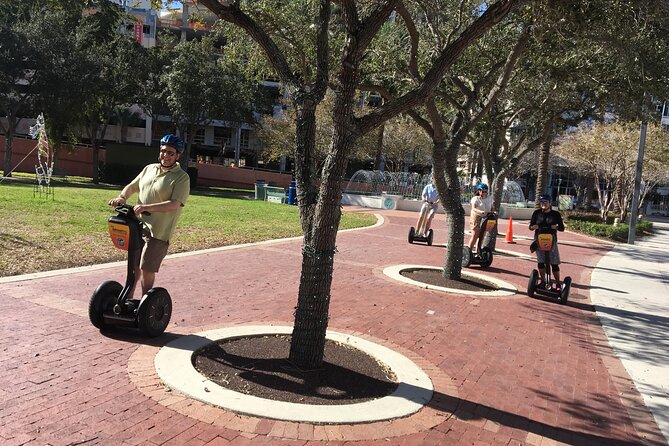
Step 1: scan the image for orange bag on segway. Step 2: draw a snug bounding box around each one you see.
[108,221,131,251]
[537,233,553,252]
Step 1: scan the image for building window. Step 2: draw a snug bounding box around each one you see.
[143,25,151,35]
[240,129,250,149]
[213,127,232,148]
[193,128,205,144]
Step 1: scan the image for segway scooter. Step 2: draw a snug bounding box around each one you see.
[88,204,172,337]
[462,212,497,268]
[527,228,572,304]
[408,201,435,246]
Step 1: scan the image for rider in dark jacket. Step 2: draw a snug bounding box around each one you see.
[529,194,565,290]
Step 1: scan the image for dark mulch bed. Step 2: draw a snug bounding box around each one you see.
[401,268,498,291]
[194,334,398,405]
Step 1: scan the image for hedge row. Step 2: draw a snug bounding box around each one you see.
[565,216,653,242]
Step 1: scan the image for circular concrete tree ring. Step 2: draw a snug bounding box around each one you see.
[384,264,517,296]
[155,325,433,424]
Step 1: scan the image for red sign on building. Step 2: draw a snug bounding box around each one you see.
[133,23,143,44]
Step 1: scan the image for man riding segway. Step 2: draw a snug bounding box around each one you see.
[408,177,439,245]
[89,134,190,337]
[528,194,569,296]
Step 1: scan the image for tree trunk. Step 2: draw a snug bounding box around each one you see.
[594,174,608,222]
[292,99,319,238]
[582,175,595,210]
[90,122,100,184]
[3,131,13,177]
[277,94,323,363]
[92,144,100,183]
[182,124,194,172]
[433,137,466,280]
[289,27,362,368]
[441,153,466,280]
[289,116,352,369]
[491,172,506,210]
[2,112,18,177]
[489,172,506,252]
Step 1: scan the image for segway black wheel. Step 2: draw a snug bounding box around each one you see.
[462,246,472,267]
[137,287,172,337]
[408,227,416,244]
[427,229,434,246]
[527,270,538,298]
[89,280,122,329]
[559,277,572,304]
[479,247,493,268]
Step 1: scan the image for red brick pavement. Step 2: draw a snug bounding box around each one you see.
[0,207,665,445]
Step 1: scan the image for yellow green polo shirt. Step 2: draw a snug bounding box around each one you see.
[129,162,190,242]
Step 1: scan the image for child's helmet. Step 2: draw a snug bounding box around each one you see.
[160,134,184,152]
[538,194,551,202]
[476,183,488,191]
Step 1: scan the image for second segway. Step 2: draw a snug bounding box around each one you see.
[462,212,497,268]
[88,204,172,337]
[527,228,572,304]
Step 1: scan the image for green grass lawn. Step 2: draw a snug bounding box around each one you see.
[0,179,376,277]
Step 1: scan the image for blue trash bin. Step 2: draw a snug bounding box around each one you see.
[287,180,297,205]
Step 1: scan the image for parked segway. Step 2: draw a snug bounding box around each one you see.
[408,201,435,246]
[89,204,172,337]
[462,212,497,268]
[527,228,572,304]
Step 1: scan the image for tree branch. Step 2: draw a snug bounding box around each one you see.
[356,0,529,136]
[395,2,420,79]
[197,0,301,90]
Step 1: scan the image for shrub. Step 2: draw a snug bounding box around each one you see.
[565,216,653,242]
[563,210,607,223]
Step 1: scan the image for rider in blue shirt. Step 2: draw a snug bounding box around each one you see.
[416,178,440,234]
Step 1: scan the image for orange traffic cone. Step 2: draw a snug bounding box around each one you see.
[505,216,516,244]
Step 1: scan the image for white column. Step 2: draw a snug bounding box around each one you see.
[144,115,153,146]
[235,127,242,164]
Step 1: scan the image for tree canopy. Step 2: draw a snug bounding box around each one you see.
[555,122,669,222]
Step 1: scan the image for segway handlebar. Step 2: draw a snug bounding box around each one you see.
[113,204,151,217]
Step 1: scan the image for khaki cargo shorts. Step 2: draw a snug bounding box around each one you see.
[132,230,169,273]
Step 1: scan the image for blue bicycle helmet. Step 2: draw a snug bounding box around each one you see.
[476,183,488,191]
[160,134,184,152]
[538,194,551,202]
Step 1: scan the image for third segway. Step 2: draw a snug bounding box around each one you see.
[527,228,572,304]
[462,212,497,268]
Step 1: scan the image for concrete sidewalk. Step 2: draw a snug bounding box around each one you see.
[591,217,669,443]
[0,208,667,445]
